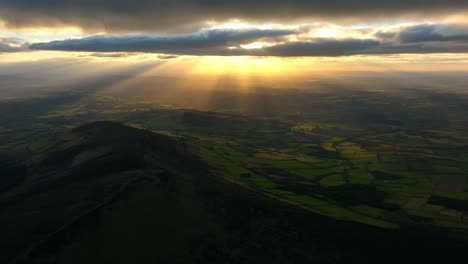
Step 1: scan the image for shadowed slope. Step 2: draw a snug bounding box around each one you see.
[1,122,467,264]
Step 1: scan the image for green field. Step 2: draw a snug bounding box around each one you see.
[1,86,468,232]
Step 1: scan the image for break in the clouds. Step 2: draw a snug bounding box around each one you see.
[1,1,468,33]
[29,23,468,57]
[0,37,27,52]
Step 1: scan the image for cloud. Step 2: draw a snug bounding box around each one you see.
[256,39,381,56]
[88,52,130,58]
[158,55,178,59]
[0,37,27,52]
[1,1,468,33]
[244,40,468,56]
[374,31,397,41]
[399,24,468,43]
[30,28,296,52]
[26,35,419,57]
[358,43,468,55]
[28,23,468,57]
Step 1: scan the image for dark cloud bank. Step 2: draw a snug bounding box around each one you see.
[398,24,468,43]
[1,1,468,32]
[31,29,296,52]
[29,24,468,57]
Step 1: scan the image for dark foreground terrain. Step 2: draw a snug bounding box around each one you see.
[1,121,467,264]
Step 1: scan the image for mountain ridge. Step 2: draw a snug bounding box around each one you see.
[1,121,467,264]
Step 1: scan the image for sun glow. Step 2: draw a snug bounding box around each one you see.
[207,21,297,31]
[310,28,341,39]
[190,56,297,76]
[240,42,272,49]
[208,21,253,30]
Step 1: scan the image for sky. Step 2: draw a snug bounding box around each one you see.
[2,1,468,80]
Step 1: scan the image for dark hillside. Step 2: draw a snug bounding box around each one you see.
[0,122,466,264]
[0,122,192,264]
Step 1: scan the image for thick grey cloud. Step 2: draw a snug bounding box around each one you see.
[0,37,26,52]
[374,31,397,41]
[30,28,296,52]
[359,43,468,55]
[29,23,468,56]
[399,24,468,43]
[257,39,380,56]
[1,1,468,32]
[249,41,468,56]
[87,52,130,58]
[30,33,380,56]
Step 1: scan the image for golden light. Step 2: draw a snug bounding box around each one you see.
[189,56,298,77]
[22,26,84,35]
[207,21,297,31]
[240,42,271,49]
[208,21,253,30]
[4,51,468,88]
